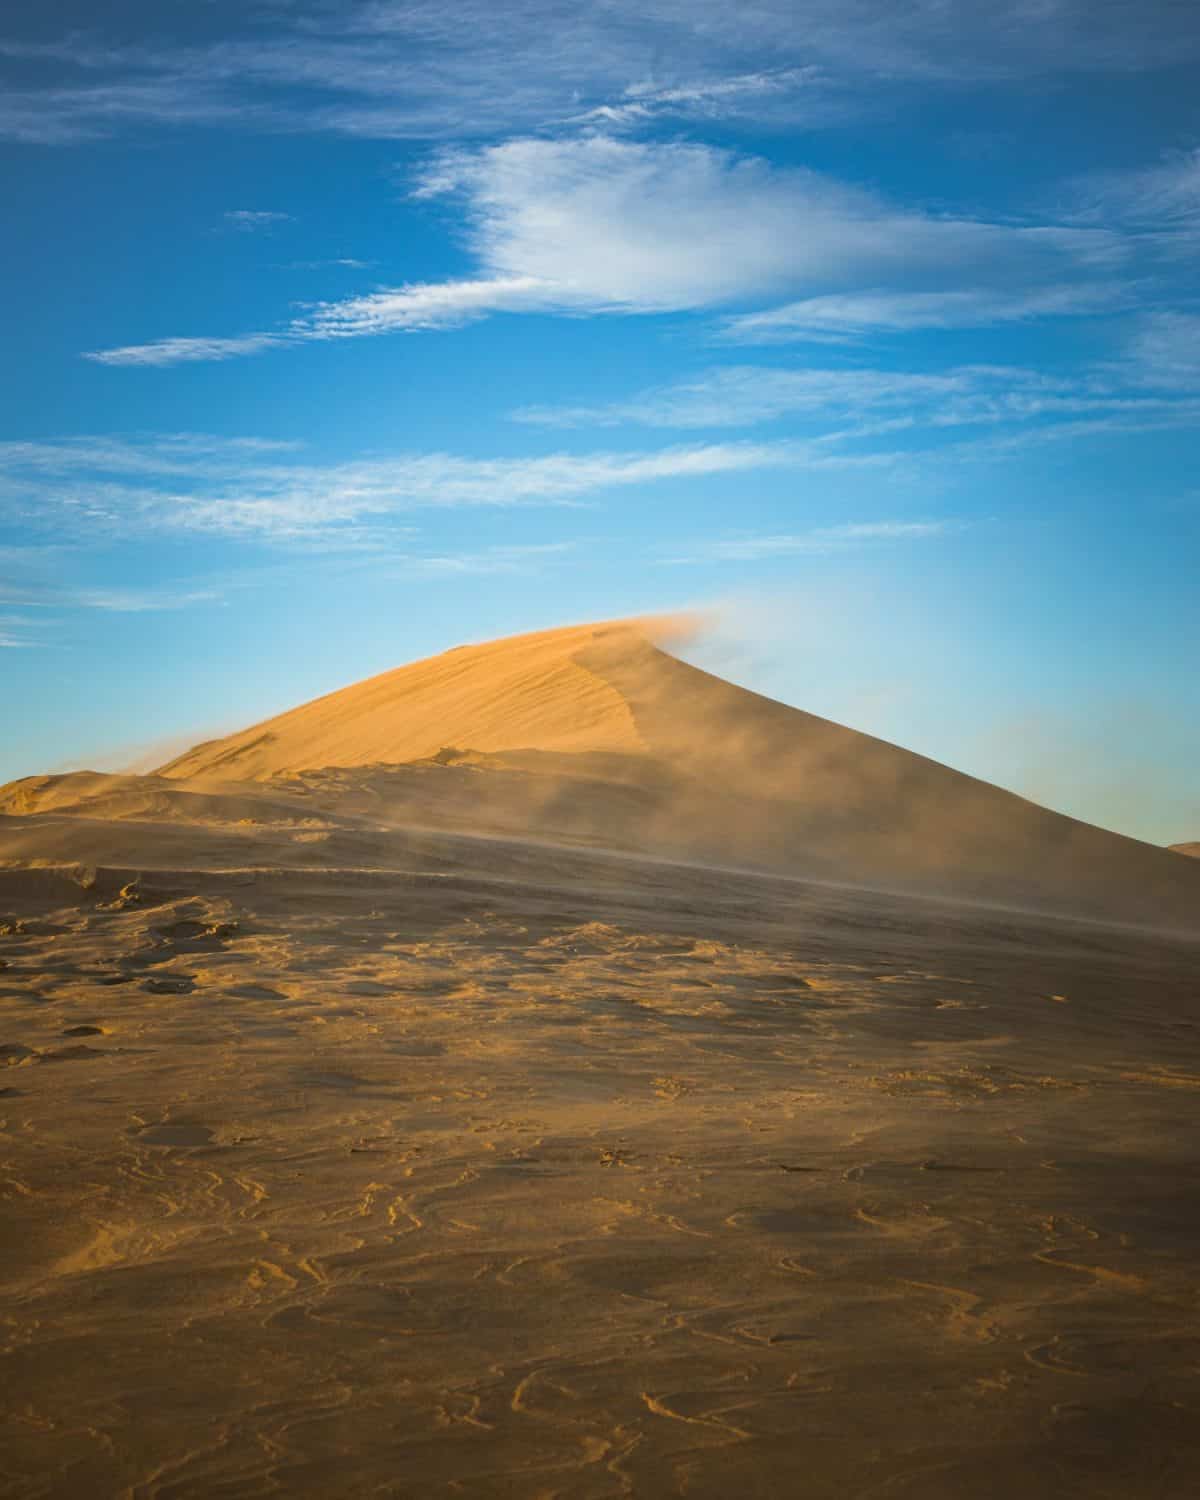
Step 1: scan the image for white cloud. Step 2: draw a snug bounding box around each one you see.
[0,611,48,647]
[285,258,375,270]
[670,519,954,563]
[400,542,574,576]
[2,430,886,541]
[416,138,1119,311]
[719,283,1129,342]
[298,275,553,335]
[516,366,972,428]
[223,209,292,230]
[513,361,1199,435]
[84,333,286,366]
[570,67,832,130]
[1073,148,1200,231]
[1125,311,1200,389]
[0,434,299,474]
[70,587,223,612]
[85,136,1123,365]
[3,2,1196,145]
[0,574,220,614]
[0,76,248,145]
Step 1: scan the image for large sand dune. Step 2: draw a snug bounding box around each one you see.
[149,618,1198,930]
[3,618,1200,1499]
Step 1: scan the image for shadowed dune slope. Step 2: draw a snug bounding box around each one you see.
[150,618,1200,928]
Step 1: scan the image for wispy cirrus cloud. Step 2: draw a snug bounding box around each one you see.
[669,519,956,564]
[298,275,553,336]
[84,279,548,364]
[284,258,375,271]
[516,365,982,429]
[0,542,225,620]
[1124,311,1200,389]
[0,429,886,542]
[0,570,223,615]
[0,434,301,473]
[570,67,833,131]
[2,2,1196,146]
[223,209,291,231]
[85,333,287,367]
[397,542,575,576]
[85,136,1123,366]
[68,586,224,612]
[0,610,48,647]
[719,283,1131,343]
[1071,148,1200,234]
[513,361,1199,435]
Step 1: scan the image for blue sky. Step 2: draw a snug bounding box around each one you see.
[1,0,1197,842]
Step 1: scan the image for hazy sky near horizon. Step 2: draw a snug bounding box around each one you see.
[2,0,1197,843]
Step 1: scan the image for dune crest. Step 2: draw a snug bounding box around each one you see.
[158,619,676,780]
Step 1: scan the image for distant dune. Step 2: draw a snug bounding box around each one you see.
[3,618,1197,929]
[1172,843,1200,858]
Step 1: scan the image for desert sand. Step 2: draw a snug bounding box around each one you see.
[2,618,1199,1498]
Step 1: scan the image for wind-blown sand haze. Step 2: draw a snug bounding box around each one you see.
[2,618,1199,1498]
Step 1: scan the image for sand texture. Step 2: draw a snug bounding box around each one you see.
[2,619,1199,1498]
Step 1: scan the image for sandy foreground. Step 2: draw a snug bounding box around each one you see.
[3,622,1200,1498]
[2,827,1200,1499]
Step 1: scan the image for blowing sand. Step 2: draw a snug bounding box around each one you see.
[2,619,1199,1498]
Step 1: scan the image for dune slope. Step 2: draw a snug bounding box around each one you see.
[147,618,1200,929]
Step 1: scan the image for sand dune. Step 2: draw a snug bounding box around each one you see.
[149,617,1198,929]
[1171,842,1200,858]
[4,617,1200,1498]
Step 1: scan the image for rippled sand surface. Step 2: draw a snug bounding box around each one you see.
[3,828,1200,1499]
